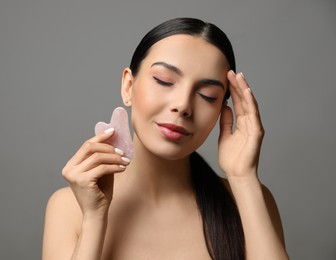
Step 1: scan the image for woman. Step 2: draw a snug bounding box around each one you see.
[42,18,289,260]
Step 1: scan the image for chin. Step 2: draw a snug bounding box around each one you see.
[134,130,204,161]
[148,141,203,161]
[159,152,191,161]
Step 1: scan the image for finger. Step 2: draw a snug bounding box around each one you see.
[86,163,127,179]
[227,71,245,117]
[233,72,259,117]
[236,74,262,121]
[236,72,251,92]
[235,76,264,133]
[78,152,130,173]
[68,129,116,165]
[219,105,234,139]
[236,75,258,113]
[242,88,264,132]
[63,153,128,186]
[89,127,116,143]
[229,72,265,135]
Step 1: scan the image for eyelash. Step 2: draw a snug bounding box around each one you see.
[153,77,173,87]
[199,93,218,103]
[153,77,217,103]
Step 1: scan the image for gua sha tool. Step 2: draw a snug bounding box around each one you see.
[95,107,134,159]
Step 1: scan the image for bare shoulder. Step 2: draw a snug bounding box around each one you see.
[48,186,76,203]
[45,187,81,232]
[47,187,79,212]
[43,187,81,259]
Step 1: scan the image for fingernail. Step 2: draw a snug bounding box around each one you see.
[104,128,114,134]
[121,157,131,163]
[114,148,124,156]
[119,165,126,169]
[240,72,245,79]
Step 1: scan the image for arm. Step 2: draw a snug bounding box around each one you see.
[219,71,289,259]
[42,130,130,260]
[226,177,287,259]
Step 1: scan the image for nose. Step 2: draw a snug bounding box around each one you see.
[170,90,192,118]
[171,107,191,118]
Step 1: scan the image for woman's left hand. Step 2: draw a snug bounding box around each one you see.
[218,70,264,178]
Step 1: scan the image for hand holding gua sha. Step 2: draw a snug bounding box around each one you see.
[95,107,134,159]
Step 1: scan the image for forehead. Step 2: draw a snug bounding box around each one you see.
[142,34,230,76]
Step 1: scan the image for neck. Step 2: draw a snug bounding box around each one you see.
[119,135,194,204]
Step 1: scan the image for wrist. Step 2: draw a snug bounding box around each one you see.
[226,169,259,182]
[74,210,108,260]
[226,173,262,190]
[81,212,108,238]
[226,174,264,208]
[82,209,109,224]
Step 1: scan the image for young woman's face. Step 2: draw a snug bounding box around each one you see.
[123,34,230,160]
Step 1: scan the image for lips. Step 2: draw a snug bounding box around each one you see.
[157,123,191,141]
[157,123,190,135]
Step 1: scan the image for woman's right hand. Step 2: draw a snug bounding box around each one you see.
[62,128,130,218]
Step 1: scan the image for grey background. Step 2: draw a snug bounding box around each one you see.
[1,0,335,259]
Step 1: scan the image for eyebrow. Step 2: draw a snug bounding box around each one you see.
[198,79,225,89]
[151,61,183,76]
[151,61,225,89]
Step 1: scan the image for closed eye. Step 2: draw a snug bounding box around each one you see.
[153,77,173,87]
[198,93,218,103]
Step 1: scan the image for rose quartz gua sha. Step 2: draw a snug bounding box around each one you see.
[95,107,134,159]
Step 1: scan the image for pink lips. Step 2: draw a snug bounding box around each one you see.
[157,123,191,141]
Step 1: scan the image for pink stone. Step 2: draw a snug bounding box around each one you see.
[95,107,134,159]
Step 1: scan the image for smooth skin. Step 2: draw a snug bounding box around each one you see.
[42,35,289,260]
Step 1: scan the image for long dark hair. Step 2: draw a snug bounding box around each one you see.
[190,152,245,259]
[129,17,245,259]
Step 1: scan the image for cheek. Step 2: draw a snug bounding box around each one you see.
[206,115,219,133]
[130,79,166,130]
[189,111,219,152]
[196,109,220,136]
[132,80,155,109]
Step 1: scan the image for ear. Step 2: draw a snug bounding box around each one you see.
[121,68,133,107]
